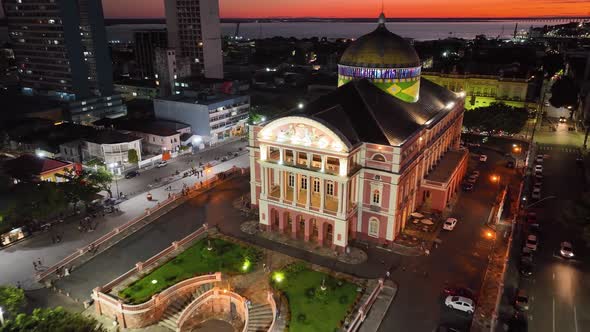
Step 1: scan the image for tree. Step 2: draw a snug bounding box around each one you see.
[462,103,529,134]
[549,77,579,112]
[87,169,113,198]
[5,182,69,225]
[0,286,25,317]
[127,149,139,164]
[542,51,564,77]
[0,307,106,332]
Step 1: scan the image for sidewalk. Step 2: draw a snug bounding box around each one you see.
[358,280,397,332]
[0,154,250,290]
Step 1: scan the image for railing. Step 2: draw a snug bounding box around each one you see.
[266,291,278,332]
[38,166,246,282]
[346,279,384,332]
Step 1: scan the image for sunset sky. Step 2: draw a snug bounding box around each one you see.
[98,0,590,19]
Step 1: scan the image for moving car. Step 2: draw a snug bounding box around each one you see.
[526,234,538,251]
[533,182,542,190]
[479,154,488,162]
[471,170,480,178]
[445,296,475,314]
[559,241,574,258]
[462,182,474,192]
[443,287,476,301]
[534,164,543,173]
[536,154,544,163]
[443,218,458,231]
[531,188,541,200]
[521,248,534,264]
[534,173,543,182]
[520,263,533,277]
[559,116,567,123]
[514,289,529,311]
[125,170,140,179]
[576,154,584,163]
[156,160,168,168]
[467,174,478,184]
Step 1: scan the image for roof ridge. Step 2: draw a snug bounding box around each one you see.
[353,81,395,146]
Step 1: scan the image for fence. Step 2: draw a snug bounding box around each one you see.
[346,279,384,332]
[37,166,246,283]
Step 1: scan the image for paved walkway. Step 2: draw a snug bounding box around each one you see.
[0,153,249,290]
[359,280,398,332]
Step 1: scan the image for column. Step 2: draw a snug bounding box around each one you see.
[339,157,348,177]
[306,175,311,208]
[291,215,297,239]
[320,178,325,213]
[279,170,284,202]
[260,166,266,197]
[337,181,344,217]
[279,147,284,164]
[321,155,327,172]
[342,181,349,215]
[292,173,298,206]
[306,153,312,168]
[278,211,286,232]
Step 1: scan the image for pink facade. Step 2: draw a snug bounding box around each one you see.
[249,101,467,251]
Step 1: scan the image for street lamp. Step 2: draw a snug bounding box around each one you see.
[297,102,304,109]
[109,163,120,199]
[0,306,4,327]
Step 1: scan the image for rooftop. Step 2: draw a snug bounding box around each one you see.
[157,93,248,106]
[425,149,468,184]
[86,130,141,145]
[114,79,158,88]
[3,154,72,179]
[96,119,190,137]
[290,78,458,147]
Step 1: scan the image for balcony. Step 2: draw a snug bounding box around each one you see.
[268,186,339,215]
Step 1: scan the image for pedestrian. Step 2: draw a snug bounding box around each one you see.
[33,261,37,271]
[56,234,62,243]
[386,271,390,278]
[37,258,42,266]
[16,281,21,289]
[168,193,171,199]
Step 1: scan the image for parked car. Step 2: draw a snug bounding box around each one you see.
[125,170,140,179]
[514,289,529,311]
[471,170,480,178]
[526,234,538,251]
[479,154,488,162]
[526,212,537,224]
[576,154,584,163]
[534,164,543,173]
[443,287,476,301]
[462,182,474,192]
[559,241,574,258]
[156,160,168,168]
[506,160,515,168]
[534,173,543,182]
[445,296,475,314]
[531,188,541,200]
[467,175,478,184]
[536,154,544,163]
[443,218,458,231]
[520,263,533,277]
[521,248,534,264]
[533,181,542,190]
[528,223,540,235]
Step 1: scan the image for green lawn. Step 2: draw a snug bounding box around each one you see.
[119,237,260,304]
[273,264,359,332]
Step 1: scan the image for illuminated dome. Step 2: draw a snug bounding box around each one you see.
[338,13,422,103]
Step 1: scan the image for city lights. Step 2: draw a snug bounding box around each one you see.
[272,271,285,283]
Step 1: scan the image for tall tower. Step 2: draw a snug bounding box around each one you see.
[164,0,224,79]
[2,0,114,99]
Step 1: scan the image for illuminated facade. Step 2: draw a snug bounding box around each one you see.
[249,14,468,251]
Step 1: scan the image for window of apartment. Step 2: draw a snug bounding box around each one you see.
[372,189,381,205]
[288,174,295,187]
[301,177,308,190]
[326,181,334,196]
[313,178,320,193]
[368,217,379,238]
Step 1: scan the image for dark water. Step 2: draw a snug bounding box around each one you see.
[0,20,556,44]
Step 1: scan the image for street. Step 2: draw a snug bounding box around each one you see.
[498,144,590,332]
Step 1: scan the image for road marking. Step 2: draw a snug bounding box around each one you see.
[553,297,556,332]
[574,305,579,332]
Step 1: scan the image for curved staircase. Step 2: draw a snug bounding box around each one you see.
[158,283,214,331]
[246,302,274,332]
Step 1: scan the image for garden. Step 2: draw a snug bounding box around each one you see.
[271,263,359,332]
[119,237,261,304]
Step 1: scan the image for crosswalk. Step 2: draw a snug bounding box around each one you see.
[537,145,581,154]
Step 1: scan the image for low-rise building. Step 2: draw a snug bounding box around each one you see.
[154,93,249,144]
[114,80,159,100]
[83,130,142,166]
[423,72,534,110]
[3,154,74,183]
[68,95,127,124]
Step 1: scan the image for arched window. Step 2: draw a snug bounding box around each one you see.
[368,217,379,237]
[372,154,386,162]
[372,189,381,205]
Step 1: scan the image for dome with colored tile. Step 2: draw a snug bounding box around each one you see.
[338,13,422,103]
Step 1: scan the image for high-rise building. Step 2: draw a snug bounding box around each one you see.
[164,0,223,79]
[2,0,114,99]
[155,48,192,97]
[134,29,168,79]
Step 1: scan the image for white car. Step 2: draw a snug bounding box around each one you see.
[445,296,475,314]
[443,218,458,231]
[560,241,574,258]
[534,165,543,173]
[479,155,488,162]
[526,234,538,251]
[531,188,541,199]
[156,160,168,168]
[536,154,544,163]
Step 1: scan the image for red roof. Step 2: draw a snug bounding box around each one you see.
[3,154,72,180]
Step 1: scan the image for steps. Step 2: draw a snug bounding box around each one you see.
[246,302,274,332]
[157,283,215,331]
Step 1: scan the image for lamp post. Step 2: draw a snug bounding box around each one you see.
[0,306,4,327]
[490,174,501,191]
[109,163,120,199]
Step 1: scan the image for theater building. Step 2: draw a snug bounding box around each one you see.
[248,14,468,252]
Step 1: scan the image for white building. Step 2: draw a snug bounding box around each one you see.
[83,130,142,166]
[154,94,249,144]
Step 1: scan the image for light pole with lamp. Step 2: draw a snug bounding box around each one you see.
[0,306,4,327]
[109,163,120,199]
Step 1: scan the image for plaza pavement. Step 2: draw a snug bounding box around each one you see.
[0,153,249,290]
